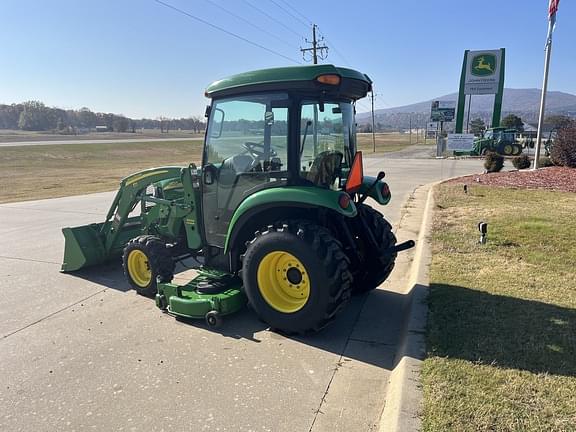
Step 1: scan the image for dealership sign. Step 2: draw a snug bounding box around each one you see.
[455,48,505,133]
[430,101,456,122]
[447,133,475,151]
[464,49,502,95]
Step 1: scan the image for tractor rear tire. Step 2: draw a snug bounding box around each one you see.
[499,143,514,156]
[123,235,175,298]
[351,204,397,294]
[241,220,352,334]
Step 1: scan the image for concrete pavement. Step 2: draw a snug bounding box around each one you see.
[0,156,482,431]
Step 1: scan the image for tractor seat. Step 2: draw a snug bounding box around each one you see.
[307,151,343,188]
[219,155,256,186]
[229,155,254,173]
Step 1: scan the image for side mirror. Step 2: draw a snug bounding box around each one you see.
[210,108,224,139]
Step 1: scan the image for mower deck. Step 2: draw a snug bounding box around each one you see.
[155,269,247,328]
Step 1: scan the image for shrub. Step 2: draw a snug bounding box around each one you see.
[550,126,576,167]
[512,154,531,170]
[484,151,504,172]
[539,157,555,167]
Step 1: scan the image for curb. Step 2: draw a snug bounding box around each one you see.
[378,183,436,432]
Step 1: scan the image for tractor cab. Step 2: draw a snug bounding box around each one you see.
[200,65,372,248]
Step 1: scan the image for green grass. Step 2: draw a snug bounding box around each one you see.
[422,184,576,432]
[0,133,418,203]
[357,132,422,154]
[0,140,202,203]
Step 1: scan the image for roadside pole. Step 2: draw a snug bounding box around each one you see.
[534,1,560,169]
[465,95,472,133]
[371,91,376,152]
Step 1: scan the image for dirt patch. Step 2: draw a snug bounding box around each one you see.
[446,166,576,193]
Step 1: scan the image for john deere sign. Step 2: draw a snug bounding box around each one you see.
[464,50,503,94]
[470,54,496,76]
[455,48,506,133]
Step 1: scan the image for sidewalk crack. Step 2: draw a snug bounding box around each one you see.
[308,295,370,432]
[1,288,107,341]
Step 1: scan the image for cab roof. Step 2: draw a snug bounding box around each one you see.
[205,64,372,100]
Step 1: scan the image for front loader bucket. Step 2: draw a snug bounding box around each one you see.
[61,223,108,272]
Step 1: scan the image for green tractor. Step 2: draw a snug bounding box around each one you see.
[472,127,523,156]
[61,65,413,333]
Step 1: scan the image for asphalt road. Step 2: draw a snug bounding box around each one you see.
[0,155,482,431]
[0,137,203,147]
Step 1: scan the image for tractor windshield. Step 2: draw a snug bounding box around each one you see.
[204,93,289,173]
[299,101,356,189]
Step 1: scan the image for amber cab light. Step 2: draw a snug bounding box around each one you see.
[338,193,351,209]
[316,74,341,85]
[345,151,363,193]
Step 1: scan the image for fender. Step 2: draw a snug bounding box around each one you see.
[224,186,357,253]
[360,175,391,206]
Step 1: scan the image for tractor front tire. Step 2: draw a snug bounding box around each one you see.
[123,235,175,297]
[241,221,352,334]
[351,204,397,293]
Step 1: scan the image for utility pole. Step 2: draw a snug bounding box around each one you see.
[371,91,376,152]
[300,24,328,64]
[301,24,328,155]
[409,114,412,145]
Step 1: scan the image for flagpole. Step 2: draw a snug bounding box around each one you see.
[533,18,554,169]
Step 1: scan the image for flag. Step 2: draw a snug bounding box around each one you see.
[549,0,560,17]
[547,0,560,46]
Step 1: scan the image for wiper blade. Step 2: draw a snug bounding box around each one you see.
[300,120,312,157]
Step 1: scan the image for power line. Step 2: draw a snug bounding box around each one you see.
[319,32,351,66]
[202,0,298,50]
[278,0,313,26]
[373,93,391,109]
[356,100,372,112]
[154,0,301,64]
[242,0,305,40]
[268,0,309,29]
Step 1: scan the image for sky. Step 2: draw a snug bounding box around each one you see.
[0,0,574,118]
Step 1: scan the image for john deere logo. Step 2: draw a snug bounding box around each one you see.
[471,54,496,76]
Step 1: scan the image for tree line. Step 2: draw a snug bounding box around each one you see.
[0,101,205,133]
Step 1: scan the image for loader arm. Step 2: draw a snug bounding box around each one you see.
[100,167,184,252]
[61,166,194,272]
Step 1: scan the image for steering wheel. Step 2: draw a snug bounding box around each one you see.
[243,141,265,157]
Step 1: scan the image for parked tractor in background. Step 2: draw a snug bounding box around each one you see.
[61,65,413,334]
[472,127,523,156]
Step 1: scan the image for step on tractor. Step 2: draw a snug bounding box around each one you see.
[471,127,523,156]
[61,65,414,334]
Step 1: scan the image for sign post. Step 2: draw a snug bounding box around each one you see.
[431,101,455,157]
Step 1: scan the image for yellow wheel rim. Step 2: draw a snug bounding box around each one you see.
[257,251,310,313]
[127,250,152,287]
[504,144,513,155]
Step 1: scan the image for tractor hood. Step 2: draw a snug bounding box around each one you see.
[205,64,372,100]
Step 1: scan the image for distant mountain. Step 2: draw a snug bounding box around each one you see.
[357,88,576,127]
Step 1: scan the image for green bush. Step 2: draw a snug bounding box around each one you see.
[484,151,504,172]
[512,154,531,170]
[550,126,576,167]
[539,157,555,167]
